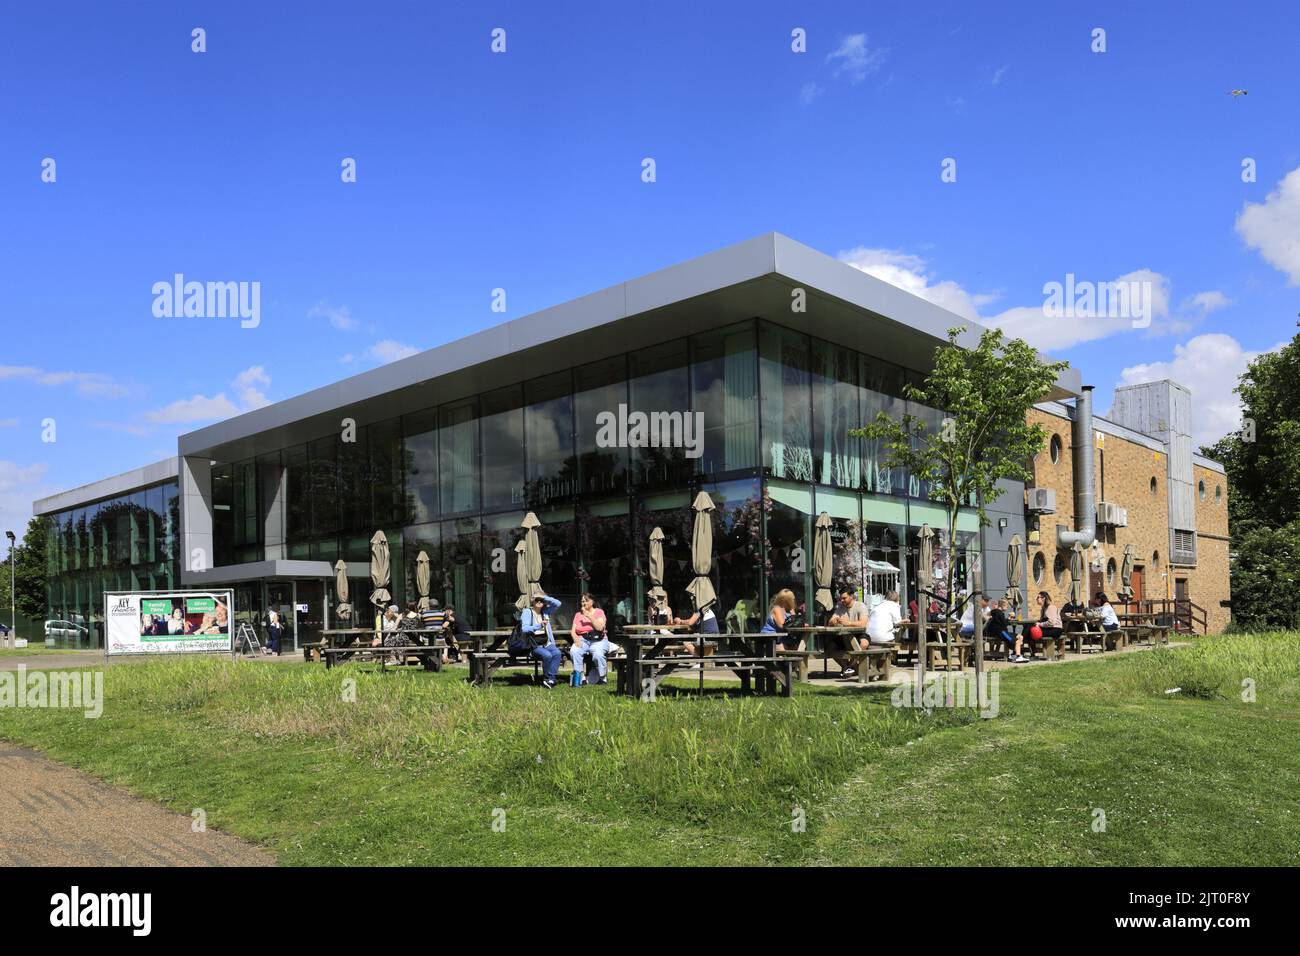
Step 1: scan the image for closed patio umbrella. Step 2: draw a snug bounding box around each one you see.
[333,559,352,623]
[1068,541,1085,606]
[1118,543,1134,606]
[514,538,530,611]
[521,511,543,606]
[648,527,667,601]
[813,511,833,612]
[416,551,431,611]
[369,531,391,630]
[687,492,717,613]
[1006,535,1024,615]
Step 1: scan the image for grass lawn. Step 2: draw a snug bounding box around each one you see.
[1,633,1297,866]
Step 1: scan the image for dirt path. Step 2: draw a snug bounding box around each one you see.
[0,744,276,866]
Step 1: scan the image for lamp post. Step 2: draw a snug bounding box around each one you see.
[5,530,15,650]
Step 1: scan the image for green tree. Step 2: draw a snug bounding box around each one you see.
[1199,325,1300,630]
[13,516,49,622]
[1225,521,1300,631]
[854,326,1066,649]
[1200,324,1300,531]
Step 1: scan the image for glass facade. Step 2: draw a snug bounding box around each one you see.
[46,319,977,637]
[42,480,181,647]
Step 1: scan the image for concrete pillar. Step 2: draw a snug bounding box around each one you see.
[181,456,214,578]
[260,460,286,560]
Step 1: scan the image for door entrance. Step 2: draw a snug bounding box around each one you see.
[296,580,325,649]
[1130,567,1144,612]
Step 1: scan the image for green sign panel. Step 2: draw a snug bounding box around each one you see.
[186,597,216,613]
[141,599,172,615]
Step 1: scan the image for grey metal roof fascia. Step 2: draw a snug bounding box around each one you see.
[33,457,179,516]
[178,234,780,457]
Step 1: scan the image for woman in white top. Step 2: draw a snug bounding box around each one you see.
[867,590,904,645]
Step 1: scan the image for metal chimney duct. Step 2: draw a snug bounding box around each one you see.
[1057,385,1096,550]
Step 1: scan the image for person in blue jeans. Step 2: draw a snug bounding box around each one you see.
[520,593,564,688]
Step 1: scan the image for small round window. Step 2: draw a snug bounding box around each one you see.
[1215,485,1222,503]
[1049,435,1063,464]
[1106,558,1117,587]
[1198,479,1206,500]
[1053,554,1066,585]
[1150,476,1158,496]
[1033,552,1046,584]
[1152,550,1160,567]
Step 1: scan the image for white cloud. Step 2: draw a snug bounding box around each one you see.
[826,34,886,83]
[992,64,1009,85]
[309,302,359,331]
[1118,333,1279,447]
[800,82,823,104]
[143,366,271,425]
[368,340,419,363]
[839,246,1184,352]
[0,366,128,399]
[1236,166,1300,284]
[1183,290,1231,315]
[232,366,270,409]
[838,247,985,321]
[0,460,53,545]
[986,269,1172,351]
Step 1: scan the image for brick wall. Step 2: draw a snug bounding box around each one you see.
[1024,406,1231,633]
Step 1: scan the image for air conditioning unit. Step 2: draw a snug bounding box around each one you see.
[1097,502,1128,527]
[1026,488,1056,514]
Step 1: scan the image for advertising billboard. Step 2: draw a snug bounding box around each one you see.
[104,590,235,656]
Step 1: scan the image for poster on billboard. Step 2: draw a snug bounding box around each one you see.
[104,590,235,656]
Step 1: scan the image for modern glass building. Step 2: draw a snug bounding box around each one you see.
[34,234,1080,649]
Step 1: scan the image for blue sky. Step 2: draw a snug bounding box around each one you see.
[2,0,1298,541]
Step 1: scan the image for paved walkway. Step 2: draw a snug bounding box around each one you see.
[0,744,276,866]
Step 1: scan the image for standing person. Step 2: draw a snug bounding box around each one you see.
[867,589,905,645]
[265,610,283,656]
[519,593,564,689]
[760,589,799,649]
[569,593,611,685]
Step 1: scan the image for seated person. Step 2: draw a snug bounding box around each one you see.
[984,597,1028,662]
[674,600,719,656]
[1036,591,1063,638]
[439,604,469,661]
[519,594,564,689]
[760,589,799,649]
[569,593,612,685]
[956,591,976,637]
[826,590,870,675]
[1093,592,1121,631]
[866,589,905,646]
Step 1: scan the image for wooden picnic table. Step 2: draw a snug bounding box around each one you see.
[613,629,791,698]
[782,625,867,678]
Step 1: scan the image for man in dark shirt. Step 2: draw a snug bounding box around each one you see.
[984,597,1028,662]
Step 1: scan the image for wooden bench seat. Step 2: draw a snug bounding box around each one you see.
[776,648,814,682]
[322,644,445,672]
[465,650,542,686]
[845,645,894,683]
[611,655,794,697]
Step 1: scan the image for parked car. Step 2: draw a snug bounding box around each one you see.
[0,622,9,637]
[45,619,89,643]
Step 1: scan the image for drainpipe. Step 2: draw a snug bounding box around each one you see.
[1057,385,1096,550]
